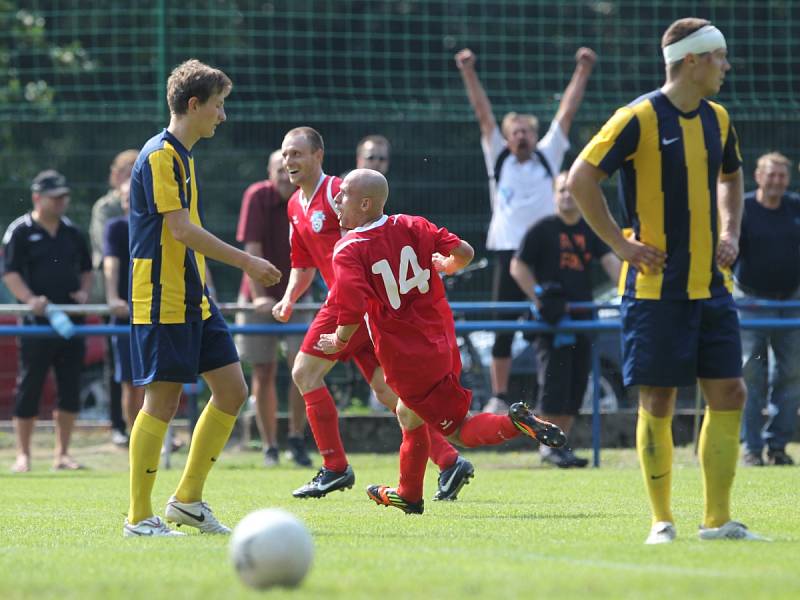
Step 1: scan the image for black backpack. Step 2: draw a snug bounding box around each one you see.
[493,147,554,184]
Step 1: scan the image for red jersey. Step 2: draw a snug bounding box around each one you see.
[332,214,462,397]
[287,173,341,288]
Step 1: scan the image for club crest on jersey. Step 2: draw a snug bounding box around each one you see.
[310,210,326,233]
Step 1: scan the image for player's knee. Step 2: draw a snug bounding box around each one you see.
[395,401,423,430]
[291,362,317,394]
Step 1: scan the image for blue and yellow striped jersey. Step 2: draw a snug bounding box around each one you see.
[579,90,742,300]
[128,129,211,324]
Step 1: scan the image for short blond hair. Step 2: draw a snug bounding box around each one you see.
[501,112,539,138]
[756,152,791,172]
[109,149,138,188]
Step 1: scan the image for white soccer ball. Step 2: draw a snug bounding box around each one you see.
[229,508,314,589]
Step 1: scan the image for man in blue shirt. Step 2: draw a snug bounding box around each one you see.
[735,152,800,466]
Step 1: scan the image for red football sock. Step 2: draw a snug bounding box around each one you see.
[397,425,430,503]
[304,386,348,472]
[427,424,459,470]
[458,414,520,447]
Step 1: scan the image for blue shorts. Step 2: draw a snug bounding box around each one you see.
[131,305,239,386]
[111,317,133,383]
[620,294,742,387]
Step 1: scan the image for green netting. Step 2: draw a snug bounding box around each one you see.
[1,1,798,299]
[2,0,798,123]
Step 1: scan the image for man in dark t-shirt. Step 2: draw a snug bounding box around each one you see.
[511,172,620,468]
[2,170,93,473]
[103,178,144,446]
[734,152,800,467]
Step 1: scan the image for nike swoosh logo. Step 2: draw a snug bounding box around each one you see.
[172,505,205,522]
[317,474,349,491]
[185,176,191,184]
[129,528,154,536]
[650,472,670,480]
[146,468,157,474]
[440,467,461,492]
[662,137,680,146]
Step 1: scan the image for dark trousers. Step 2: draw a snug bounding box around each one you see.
[14,336,85,418]
[534,334,591,416]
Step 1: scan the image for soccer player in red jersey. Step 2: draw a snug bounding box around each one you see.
[272,128,473,500]
[317,169,566,514]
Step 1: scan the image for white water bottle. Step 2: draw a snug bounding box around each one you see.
[45,305,76,339]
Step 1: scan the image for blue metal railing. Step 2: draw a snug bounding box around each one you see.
[2,299,799,468]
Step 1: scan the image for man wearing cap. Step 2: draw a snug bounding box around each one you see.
[2,170,93,473]
[569,18,767,543]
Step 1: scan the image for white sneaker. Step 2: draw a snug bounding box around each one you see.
[123,516,185,537]
[482,396,509,414]
[645,521,677,545]
[698,520,770,541]
[164,495,231,534]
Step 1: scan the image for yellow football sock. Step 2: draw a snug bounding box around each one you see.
[174,402,237,503]
[699,408,741,528]
[128,411,169,524]
[636,406,674,524]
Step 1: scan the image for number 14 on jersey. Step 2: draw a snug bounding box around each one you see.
[371,245,431,309]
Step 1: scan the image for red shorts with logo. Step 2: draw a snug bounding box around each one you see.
[300,302,380,382]
[402,372,472,437]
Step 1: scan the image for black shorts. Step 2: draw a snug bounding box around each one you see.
[14,336,85,418]
[534,334,591,416]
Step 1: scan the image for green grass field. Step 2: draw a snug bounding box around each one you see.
[1,435,798,600]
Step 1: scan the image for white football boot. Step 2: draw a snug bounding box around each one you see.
[123,516,185,537]
[698,521,770,541]
[165,495,231,534]
[645,521,677,545]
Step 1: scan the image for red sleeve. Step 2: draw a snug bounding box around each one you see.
[416,216,461,255]
[332,244,370,325]
[236,184,265,244]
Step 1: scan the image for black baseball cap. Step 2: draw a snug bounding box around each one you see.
[31,170,70,196]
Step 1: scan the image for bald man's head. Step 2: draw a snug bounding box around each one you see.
[335,168,389,229]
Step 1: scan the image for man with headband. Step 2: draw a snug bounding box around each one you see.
[568,18,769,543]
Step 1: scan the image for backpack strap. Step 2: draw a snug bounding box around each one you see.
[493,147,554,183]
[492,147,511,184]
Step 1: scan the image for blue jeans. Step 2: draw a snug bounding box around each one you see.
[737,286,800,453]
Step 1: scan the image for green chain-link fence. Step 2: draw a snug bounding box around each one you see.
[2,0,798,297]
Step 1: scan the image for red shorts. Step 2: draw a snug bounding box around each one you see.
[402,372,471,436]
[300,302,380,382]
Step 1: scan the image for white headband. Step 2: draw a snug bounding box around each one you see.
[662,25,726,64]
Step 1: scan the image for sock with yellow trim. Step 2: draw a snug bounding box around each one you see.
[636,406,674,524]
[128,411,169,524]
[699,408,742,528]
[174,402,237,503]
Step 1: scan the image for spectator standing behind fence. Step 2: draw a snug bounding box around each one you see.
[2,170,93,473]
[735,152,800,467]
[89,149,138,446]
[356,135,391,175]
[102,178,145,447]
[510,172,621,468]
[235,149,311,468]
[569,18,768,543]
[455,46,596,414]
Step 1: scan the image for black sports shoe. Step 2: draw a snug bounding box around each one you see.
[292,465,355,498]
[767,448,794,466]
[366,485,424,514]
[287,435,313,467]
[433,456,475,501]
[508,402,567,448]
[561,447,589,468]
